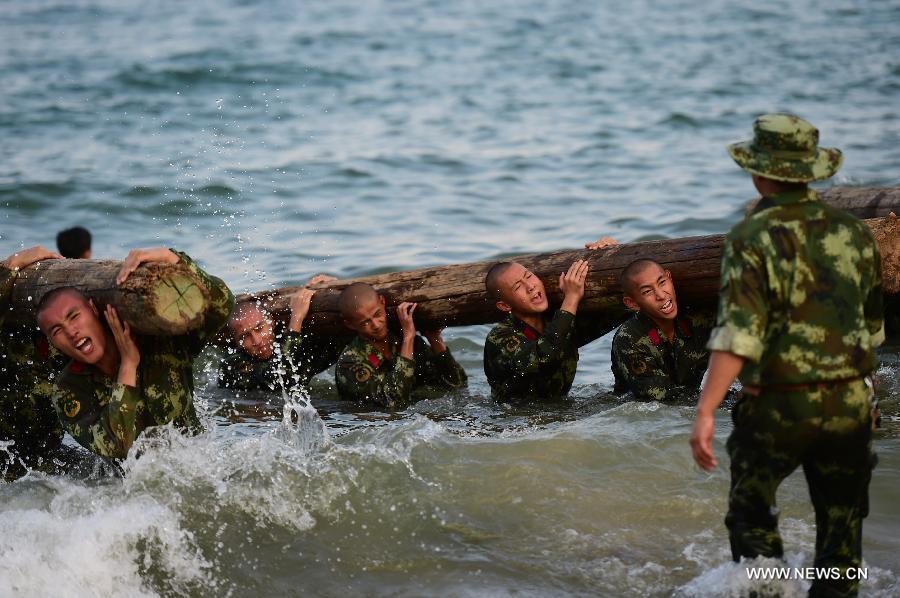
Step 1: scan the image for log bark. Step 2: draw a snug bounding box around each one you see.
[236,214,900,338]
[5,259,212,336]
[747,186,900,219]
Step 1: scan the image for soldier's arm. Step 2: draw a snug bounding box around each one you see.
[51,377,145,459]
[417,334,468,389]
[335,353,416,409]
[705,235,768,362]
[169,250,235,352]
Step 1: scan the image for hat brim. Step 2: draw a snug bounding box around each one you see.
[728,141,843,183]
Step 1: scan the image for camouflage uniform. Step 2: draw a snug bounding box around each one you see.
[51,251,234,459]
[711,114,882,597]
[610,308,714,402]
[483,310,605,402]
[335,333,467,409]
[219,332,346,393]
[0,265,67,478]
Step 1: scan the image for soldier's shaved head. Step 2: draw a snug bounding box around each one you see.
[339,283,380,319]
[619,258,664,297]
[484,262,516,301]
[36,287,89,321]
[228,301,265,330]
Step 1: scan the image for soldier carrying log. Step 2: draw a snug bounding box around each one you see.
[219,274,346,395]
[610,258,715,402]
[36,248,234,459]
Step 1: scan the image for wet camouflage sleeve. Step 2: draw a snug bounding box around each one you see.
[171,250,235,355]
[415,341,468,390]
[335,343,416,408]
[52,377,144,459]
[486,310,576,376]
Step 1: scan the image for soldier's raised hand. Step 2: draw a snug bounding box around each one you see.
[306,273,337,287]
[2,245,63,271]
[397,302,417,340]
[117,248,179,285]
[559,259,589,314]
[105,304,140,386]
[288,288,316,333]
[585,236,618,250]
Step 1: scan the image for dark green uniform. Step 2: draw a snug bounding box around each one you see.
[335,333,467,409]
[219,332,346,393]
[610,309,714,402]
[51,251,234,459]
[0,265,66,478]
[483,310,604,402]
[710,188,882,596]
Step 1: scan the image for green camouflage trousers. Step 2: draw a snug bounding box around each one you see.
[726,379,875,597]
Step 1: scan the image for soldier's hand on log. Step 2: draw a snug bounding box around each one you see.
[584,236,618,250]
[397,302,417,340]
[305,274,337,287]
[423,328,447,353]
[288,288,316,333]
[2,245,63,271]
[105,304,140,387]
[116,248,180,285]
[559,259,589,314]
[690,412,717,471]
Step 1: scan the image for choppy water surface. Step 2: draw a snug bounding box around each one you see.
[2,0,900,595]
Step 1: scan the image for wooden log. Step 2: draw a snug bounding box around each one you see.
[235,215,900,338]
[747,186,900,218]
[4,259,212,336]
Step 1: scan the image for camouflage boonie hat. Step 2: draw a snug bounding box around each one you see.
[728,113,843,183]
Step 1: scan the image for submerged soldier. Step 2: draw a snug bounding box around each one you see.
[219,275,346,394]
[335,282,467,409]
[610,258,714,402]
[483,259,610,402]
[37,247,234,459]
[690,114,882,597]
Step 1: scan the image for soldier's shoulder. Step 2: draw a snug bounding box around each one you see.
[612,317,659,355]
[486,320,518,343]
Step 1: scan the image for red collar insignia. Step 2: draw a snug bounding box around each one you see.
[522,326,539,341]
[647,329,662,346]
[367,352,381,369]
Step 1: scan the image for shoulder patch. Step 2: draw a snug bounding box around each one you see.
[63,397,81,418]
[504,336,521,354]
[354,364,374,383]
